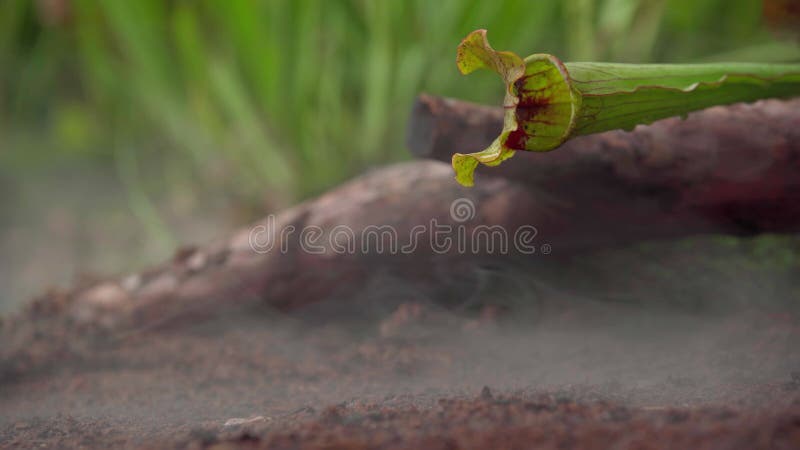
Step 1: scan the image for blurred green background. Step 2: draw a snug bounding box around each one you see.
[1,0,798,312]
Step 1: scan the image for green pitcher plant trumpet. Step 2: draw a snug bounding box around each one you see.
[452,29,800,186]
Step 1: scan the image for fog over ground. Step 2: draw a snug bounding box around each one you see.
[2,234,798,440]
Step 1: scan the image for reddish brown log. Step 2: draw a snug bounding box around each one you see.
[6,96,800,339]
[408,94,800,234]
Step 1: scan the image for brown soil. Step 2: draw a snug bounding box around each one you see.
[1,291,800,449]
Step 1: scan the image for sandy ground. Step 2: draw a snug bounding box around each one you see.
[1,290,799,449]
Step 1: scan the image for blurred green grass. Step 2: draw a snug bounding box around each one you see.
[0,0,798,309]
[3,0,796,203]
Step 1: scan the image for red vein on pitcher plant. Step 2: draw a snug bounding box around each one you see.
[452,29,800,186]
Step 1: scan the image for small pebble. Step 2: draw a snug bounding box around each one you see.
[223,416,266,429]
